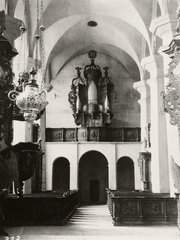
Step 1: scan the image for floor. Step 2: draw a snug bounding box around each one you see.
[1,205,180,240]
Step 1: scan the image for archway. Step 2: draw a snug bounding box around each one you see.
[79,151,108,204]
[52,157,70,191]
[117,156,135,190]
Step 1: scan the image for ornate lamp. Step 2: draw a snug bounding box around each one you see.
[8,69,48,123]
[8,0,48,124]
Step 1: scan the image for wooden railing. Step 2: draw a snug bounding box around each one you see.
[106,189,177,226]
[45,127,141,142]
[2,190,79,226]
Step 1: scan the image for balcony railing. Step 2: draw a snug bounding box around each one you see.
[45,127,141,142]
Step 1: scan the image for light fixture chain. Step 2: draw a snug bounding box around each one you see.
[17,31,23,80]
[17,0,27,81]
[35,0,40,72]
[40,0,45,89]
[23,0,27,72]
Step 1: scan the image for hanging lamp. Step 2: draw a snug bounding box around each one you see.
[8,0,48,124]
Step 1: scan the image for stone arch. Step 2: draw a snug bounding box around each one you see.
[52,157,70,192]
[117,156,135,190]
[79,150,108,204]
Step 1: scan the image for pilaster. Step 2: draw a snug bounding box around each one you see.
[147,75,169,193]
[70,143,78,190]
[134,79,150,151]
[108,144,117,190]
[151,9,180,196]
[142,54,169,193]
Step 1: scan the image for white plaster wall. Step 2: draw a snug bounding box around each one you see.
[46,53,140,128]
[45,142,142,191]
[45,142,78,190]
[12,121,32,144]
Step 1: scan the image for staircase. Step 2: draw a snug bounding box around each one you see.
[67,205,113,229]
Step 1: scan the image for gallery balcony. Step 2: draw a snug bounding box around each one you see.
[45,127,141,142]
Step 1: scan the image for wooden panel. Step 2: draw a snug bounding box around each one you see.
[2,190,79,226]
[88,128,99,141]
[45,127,141,142]
[107,190,177,226]
[48,128,64,142]
[109,128,124,142]
[64,128,76,142]
[77,128,88,141]
[123,128,141,142]
[141,199,165,222]
[99,128,109,141]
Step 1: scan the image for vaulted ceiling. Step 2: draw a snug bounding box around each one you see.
[1,0,179,81]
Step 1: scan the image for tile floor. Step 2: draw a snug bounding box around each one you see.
[1,205,180,240]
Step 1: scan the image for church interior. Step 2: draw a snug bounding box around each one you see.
[1,0,180,239]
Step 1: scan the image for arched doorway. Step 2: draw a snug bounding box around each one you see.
[79,151,108,204]
[117,156,135,190]
[52,157,70,191]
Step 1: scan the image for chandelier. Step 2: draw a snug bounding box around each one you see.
[8,0,48,124]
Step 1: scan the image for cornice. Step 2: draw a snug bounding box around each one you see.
[149,14,176,38]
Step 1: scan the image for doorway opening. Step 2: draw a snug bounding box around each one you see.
[52,157,70,192]
[79,151,108,204]
[117,156,135,190]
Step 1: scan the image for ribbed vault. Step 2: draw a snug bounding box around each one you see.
[2,0,179,83]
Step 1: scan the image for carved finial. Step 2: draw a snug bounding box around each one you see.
[30,68,37,77]
[75,67,82,77]
[88,50,97,59]
[103,66,109,76]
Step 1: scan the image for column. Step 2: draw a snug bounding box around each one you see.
[150,11,180,196]
[39,111,46,191]
[133,80,150,151]
[70,143,78,190]
[70,159,78,190]
[108,144,117,190]
[143,54,169,193]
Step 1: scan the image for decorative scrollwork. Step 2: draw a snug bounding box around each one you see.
[40,89,47,100]
[68,85,77,114]
[8,90,19,101]
[170,156,180,193]
[163,48,180,128]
